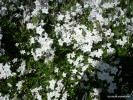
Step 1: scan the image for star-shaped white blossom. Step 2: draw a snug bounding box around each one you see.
[27,23,35,30]
[49,79,56,90]
[57,14,64,21]
[36,26,44,35]
[72,69,77,74]
[42,8,48,14]
[62,72,66,77]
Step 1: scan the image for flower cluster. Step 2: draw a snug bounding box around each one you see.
[0,0,133,99]
[0,63,16,79]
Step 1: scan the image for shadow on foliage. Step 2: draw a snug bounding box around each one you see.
[69,55,133,100]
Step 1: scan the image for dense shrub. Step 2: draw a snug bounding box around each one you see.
[0,0,133,100]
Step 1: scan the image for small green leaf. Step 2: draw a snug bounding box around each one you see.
[89,23,94,32]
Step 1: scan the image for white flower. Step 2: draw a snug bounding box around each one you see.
[81,44,92,53]
[64,11,71,22]
[82,65,88,72]
[77,75,82,79]
[83,74,89,81]
[42,8,48,14]
[102,3,114,9]
[47,92,55,100]
[99,63,110,71]
[107,47,115,55]
[30,37,35,45]
[56,79,63,90]
[73,60,79,67]
[17,60,26,75]
[108,83,117,93]
[16,80,24,90]
[71,11,76,16]
[93,88,101,96]
[0,63,15,79]
[96,13,103,23]
[49,79,56,90]
[116,36,127,46]
[31,86,42,100]
[74,27,82,34]
[20,50,26,54]
[36,93,42,100]
[122,36,128,44]
[57,14,64,21]
[96,49,103,58]
[111,67,118,75]
[24,14,30,22]
[97,72,109,81]
[63,35,72,46]
[90,49,103,58]
[91,60,100,68]
[90,88,101,100]
[116,39,123,45]
[47,91,60,100]
[58,0,62,3]
[0,93,9,100]
[70,52,75,58]
[34,0,40,6]
[88,58,93,64]
[88,9,97,22]
[36,26,44,35]
[32,8,39,16]
[61,92,68,100]
[40,20,45,26]
[58,39,63,46]
[27,23,36,30]
[31,86,42,93]
[84,1,89,8]
[62,72,66,77]
[76,55,84,62]
[105,29,111,37]
[12,58,18,63]
[67,58,73,64]
[72,69,77,74]
[75,3,83,14]
[54,67,59,73]
[35,48,43,58]
[7,83,12,87]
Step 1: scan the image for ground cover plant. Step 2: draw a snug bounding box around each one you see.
[0,0,133,100]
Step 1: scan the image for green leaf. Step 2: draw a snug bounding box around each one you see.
[32,16,38,25]
[89,23,94,32]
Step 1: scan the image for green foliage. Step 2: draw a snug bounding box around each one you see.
[0,0,133,100]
